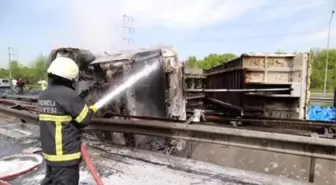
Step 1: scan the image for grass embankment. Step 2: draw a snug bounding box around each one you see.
[25,84,41,91]
[310,88,334,93]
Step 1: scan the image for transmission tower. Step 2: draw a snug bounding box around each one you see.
[8,47,19,79]
[122,14,135,49]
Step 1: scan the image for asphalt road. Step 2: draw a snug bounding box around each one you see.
[0,120,309,185]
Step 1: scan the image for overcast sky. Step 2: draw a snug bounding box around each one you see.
[0,0,336,67]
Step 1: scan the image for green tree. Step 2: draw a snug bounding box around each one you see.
[310,49,336,90]
[198,53,236,69]
[3,54,48,84]
[30,54,49,81]
[0,68,9,78]
[185,53,237,70]
[9,60,23,79]
[185,56,198,68]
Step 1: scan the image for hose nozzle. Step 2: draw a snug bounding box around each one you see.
[89,105,98,113]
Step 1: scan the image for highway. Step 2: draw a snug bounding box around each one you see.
[0,120,311,185]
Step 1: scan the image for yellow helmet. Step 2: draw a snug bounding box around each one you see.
[47,57,79,81]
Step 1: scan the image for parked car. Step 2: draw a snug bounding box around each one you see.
[0,78,11,88]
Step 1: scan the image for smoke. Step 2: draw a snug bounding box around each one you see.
[42,0,125,53]
[31,0,267,55]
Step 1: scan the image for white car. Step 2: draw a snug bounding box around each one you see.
[0,78,11,88]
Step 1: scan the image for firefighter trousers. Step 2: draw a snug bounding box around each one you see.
[40,164,80,185]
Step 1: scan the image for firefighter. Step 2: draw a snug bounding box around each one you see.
[38,57,97,185]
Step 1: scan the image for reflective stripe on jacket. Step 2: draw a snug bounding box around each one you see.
[38,84,92,166]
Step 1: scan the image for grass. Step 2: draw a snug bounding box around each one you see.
[308,103,333,107]
[310,88,334,93]
[25,84,41,91]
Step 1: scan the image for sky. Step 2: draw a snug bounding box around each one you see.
[0,0,336,67]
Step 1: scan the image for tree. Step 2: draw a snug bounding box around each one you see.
[0,54,48,84]
[185,53,237,69]
[310,49,336,90]
[9,60,23,79]
[30,54,49,82]
[0,68,9,78]
[199,53,236,69]
[185,56,198,68]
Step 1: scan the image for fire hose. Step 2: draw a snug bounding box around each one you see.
[0,181,10,185]
[81,144,104,185]
[0,145,104,185]
[0,154,43,185]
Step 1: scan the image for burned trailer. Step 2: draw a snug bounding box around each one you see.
[204,53,310,119]
[48,47,186,120]
[183,67,206,110]
[87,46,187,120]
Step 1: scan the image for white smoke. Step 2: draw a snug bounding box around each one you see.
[35,0,125,53]
[62,0,124,53]
[31,0,266,54]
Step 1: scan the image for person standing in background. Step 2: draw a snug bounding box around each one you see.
[11,78,17,93]
[17,78,24,95]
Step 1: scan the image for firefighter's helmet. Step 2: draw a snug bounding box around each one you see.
[47,57,79,81]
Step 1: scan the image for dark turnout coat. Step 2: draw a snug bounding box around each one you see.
[38,84,92,166]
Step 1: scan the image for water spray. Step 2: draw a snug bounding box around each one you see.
[90,61,160,111]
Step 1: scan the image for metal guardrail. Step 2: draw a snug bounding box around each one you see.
[0,104,334,161]
[310,93,334,104]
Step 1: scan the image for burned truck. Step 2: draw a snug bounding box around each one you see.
[183,53,311,120]
[48,46,186,119]
[48,46,187,149]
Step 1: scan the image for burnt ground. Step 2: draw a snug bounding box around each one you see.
[0,113,332,184]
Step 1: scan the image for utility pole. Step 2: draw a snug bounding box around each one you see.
[323,10,335,94]
[8,47,18,80]
[122,14,135,50]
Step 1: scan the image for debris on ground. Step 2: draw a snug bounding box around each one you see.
[0,122,310,185]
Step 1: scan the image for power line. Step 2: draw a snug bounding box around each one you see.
[122,14,135,49]
[8,47,18,79]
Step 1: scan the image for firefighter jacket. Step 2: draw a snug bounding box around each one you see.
[38,84,92,166]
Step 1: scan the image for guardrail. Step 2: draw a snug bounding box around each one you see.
[310,93,334,105]
[0,104,334,161]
